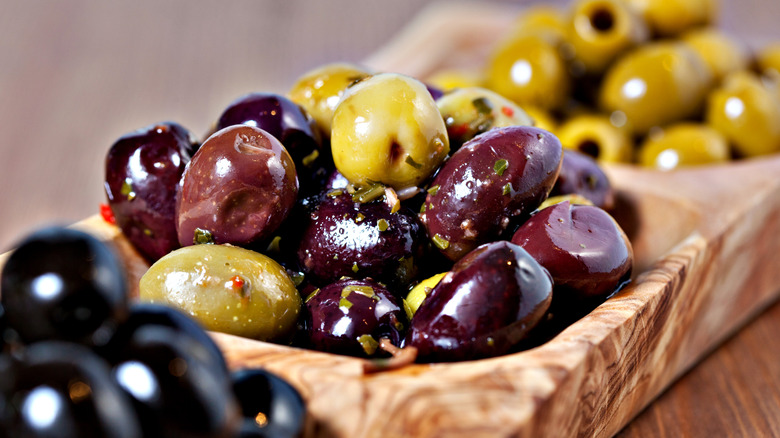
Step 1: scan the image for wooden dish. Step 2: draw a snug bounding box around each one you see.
[3,3,780,437]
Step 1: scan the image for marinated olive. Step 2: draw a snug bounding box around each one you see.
[421,126,562,261]
[705,71,780,158]
[403,272,447,320]
[177,125,298,248]
[331,73,449,190]
[303,278,406,357]
[681,28,749,83]
[599,42,713,134]
[296,192,425,287]
[405,241,553,362]
[105,121,198,261]
[232,369,306,438]
[556,114,633,163]
[487,33,570,111]
[288,62,372,138]
[426,69,485,92]
[757,43,780,77]
[436,87,533,150]
[618,0,717,37]
[139,244,301,341]
[511,201,632,303]
[638,122,730,169]
[549,149,615,209]
[511,5,567,41]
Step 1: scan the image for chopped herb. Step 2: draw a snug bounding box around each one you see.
[427,185,440,196]
[580,243,587,248]
[390,199,400,214]
[403,299,414,320]
[355,213,365,223]
[143,228,153,237]
[405,155,423,169]
[120,178,136,201]
[357,334,379,356]
[429,203,434,210]
[352,262,359,273]
[290,272,305,287]
[420,203,427,213]
[494,159,508,176]
[193,228,214,245]
[377,219,389,232]
[339,297,353,311]
[487,337,495,347]
[333,254,339,260]
[472,97,493,115]
[352,182,385,203]
[537,133,544,140]
[432,234,450,250]
[385,187,400,214]
[303,289,319,303]
[327,189,343,198]
[302,149,320,167]
[502,183,512,196]
[341,285,375,299]
[266,236,282,253]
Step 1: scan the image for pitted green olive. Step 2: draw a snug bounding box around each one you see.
[638,123,730,169]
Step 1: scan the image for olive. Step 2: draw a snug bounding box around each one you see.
[232,369,306,438]
[705,71,780,158]
[566,0,649,74]
[599,42,713,135]
[331,73,449,190]
[288,62,372,138]
[0,227,128,348]
[549,149,615,209]
[511,5,567,41]
[176,125,298,248]
[0,303,6,352]
[436,87,534,150]
[681,28,749,83]
[403,272,447,320]
[303,278,406,358]
[638,122,730,169]
[555,114,633,163]
[524,105,558,133]
[487,33,570,111]
[426,69,485,92]
[296,192,425,287]
[757,43,780,77]
[405,241,553,362]
[618,0,717,37]
[421,126,562,261]
[139,244,301,342]
[511,201,632,304]
[104,121,198,261]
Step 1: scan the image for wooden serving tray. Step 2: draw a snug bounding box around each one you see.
[2,3,780,437]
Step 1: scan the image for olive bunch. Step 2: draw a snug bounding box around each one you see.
[430,0,780,168]
[0,227,306,438]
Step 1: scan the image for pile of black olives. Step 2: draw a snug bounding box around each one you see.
[101,60,634,365]
[0,227,306,438]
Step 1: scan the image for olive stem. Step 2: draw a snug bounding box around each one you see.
[362,338,418,374]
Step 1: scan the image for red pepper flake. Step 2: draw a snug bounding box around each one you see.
[230,275,245,289]
[451,123,470,137]
[100,203,116,225]
[501,106,514,117]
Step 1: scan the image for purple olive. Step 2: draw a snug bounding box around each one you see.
[304,278,406,357]
[420,126,562,261]
[176,125,298,247]
[105,122,198,261]
[296,192,425,288]
[511,201,632,303]
[405,241,552,362]
[550,149,615,210]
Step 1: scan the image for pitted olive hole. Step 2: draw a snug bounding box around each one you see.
[234,133,270,155]
[589,8,615,32]
[389,141,402,163]
[578,139,601,159]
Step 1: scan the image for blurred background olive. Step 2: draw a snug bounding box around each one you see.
[638,123,730,169]
[556,114,633,162]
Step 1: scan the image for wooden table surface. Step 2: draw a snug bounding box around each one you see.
[1,1,778,436]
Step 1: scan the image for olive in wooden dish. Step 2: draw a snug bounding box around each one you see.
[549,149,615,210]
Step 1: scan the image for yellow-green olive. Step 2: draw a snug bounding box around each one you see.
[511,5,568,41]
[426,69,485,91]
[618,0,717,37]
[524,105,558,133]
[403,272,447,320]
[331,73,449,190]
[681,28,750,82]
[139,244,301,341]
[638,122,730,169]
[288,62,372,138]
[538,194,594,210]
[757,43,780,77]
[556,114,633,162]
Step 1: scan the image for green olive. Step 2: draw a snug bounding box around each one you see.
[403,272,447,320]
[705,71,780,158]
[757,43,780,77]
[511,5,568,41]
[638,123,730,169]
[427,69,485,91]
[524,106,558,133]
[556,114,633,162]
[331,73,450,190]
[436,87,534,148]
[566,0,649,74]
[487,33,571,111]
[288,62,372,138]
[618,0,717,37]
[681,28,749,82]
[139,244,301,341]
[599,42,713,135]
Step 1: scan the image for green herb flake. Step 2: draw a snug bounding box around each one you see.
[351,262,359,273]
[427,185,440,196]
[304,289,320,304]
[403,299,415,320]
[420,203,427,213]
[432,234,450,250]
[327,189,343,198]
[472,97,493,115]
[357,334,379,356]
[143,228,153,237]
[302,149,320,167]
[290,272,305,287]
[502,183,512,196]
[266,236,282,253]
[120,178,136,201]
[377,219,389,232]
[494,159,508,176]
[487,337,495,347]
[342,285,376,299]
[333,254,339,260]
[352,182,385,203]
[355,213,366,223]
[405,155,423,169]
[579,243,587,249]
[193,228,214,245]
[339,297,353,311]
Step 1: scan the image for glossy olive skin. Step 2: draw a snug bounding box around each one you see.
[140,244,301,341]
[0,227,128,348]
[215,92,328,195]
[550,149,614,210]
[556,114,633,163]
[304,278,406,357]
[420,126,562,261]
[511,201,632,303]
[296,193,425,287]
[0,342,141,438]
[177,125,298,247]
[232,369,306,438]
[638,122,730,169]
[681,28,749,82]
[619,0,717,37]
[405,241,553,362]
[105,121,198,261]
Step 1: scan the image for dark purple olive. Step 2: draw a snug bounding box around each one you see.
[323,168,350,191]
[296,193,425,287]
[304,278,406,357]
[177,125,298,248]
[405,241,552,362]
[426,83,444,101]
[549,149,615,210]
[0,227,127,348]
[232,369,306,438]
[0,342,141,438]
[420,126,563,261]
[215,92,330,195]
[511,201,632,303]
[105,121,198,261]
[113,325,240,438]
[0,303,7,353]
